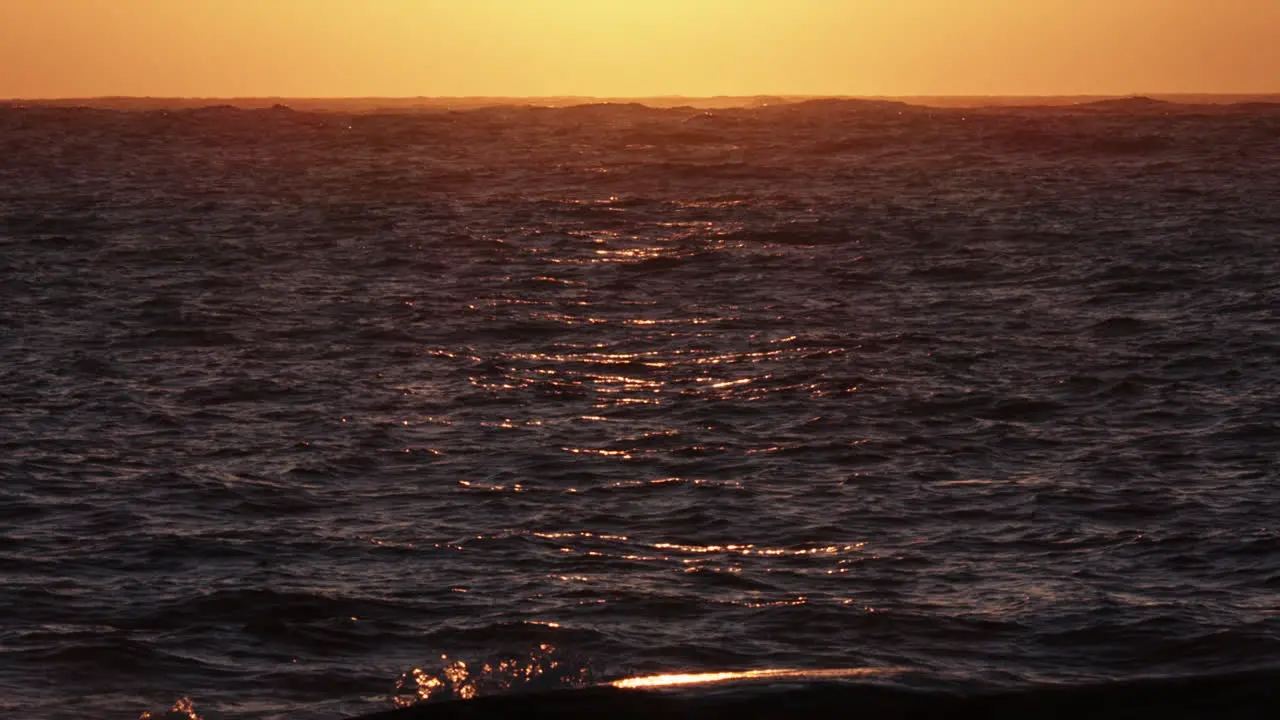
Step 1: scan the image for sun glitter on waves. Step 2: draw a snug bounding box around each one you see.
[609,666,908,689]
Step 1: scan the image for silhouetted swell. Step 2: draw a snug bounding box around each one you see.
[3,98,1279,718]
[347,670,1280,720]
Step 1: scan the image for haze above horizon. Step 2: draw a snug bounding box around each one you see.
[2,0,1278,99]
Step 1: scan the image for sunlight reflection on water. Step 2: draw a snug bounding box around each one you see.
[609,666,909,689]
[389,644,906,708]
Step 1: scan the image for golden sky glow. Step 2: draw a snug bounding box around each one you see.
[2,0,1277,98]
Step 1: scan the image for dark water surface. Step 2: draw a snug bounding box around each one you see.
[1,98,1278,718]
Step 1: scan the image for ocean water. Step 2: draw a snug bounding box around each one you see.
[0,98,1278,719]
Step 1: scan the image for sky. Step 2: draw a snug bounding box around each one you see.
[2,0,1278,99]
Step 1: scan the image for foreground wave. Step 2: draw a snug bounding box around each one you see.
[347,668,1280,720]
[352,669,1280,720]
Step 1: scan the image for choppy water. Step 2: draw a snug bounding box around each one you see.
[1,98,1278,719]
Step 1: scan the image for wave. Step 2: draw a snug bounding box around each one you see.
[343,666,1280,720]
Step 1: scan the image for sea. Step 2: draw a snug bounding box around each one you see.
[1,96,1278,719]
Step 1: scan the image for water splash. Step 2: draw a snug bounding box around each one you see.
[391,644,594,707]
[139,696,202,720]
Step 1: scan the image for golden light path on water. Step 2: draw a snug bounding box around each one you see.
[609,667,909,689]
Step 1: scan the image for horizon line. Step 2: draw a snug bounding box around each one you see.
[6,92,1280,102]
[5,92,1279,113]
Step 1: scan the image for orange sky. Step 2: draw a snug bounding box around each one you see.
[2,0,1277,98]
